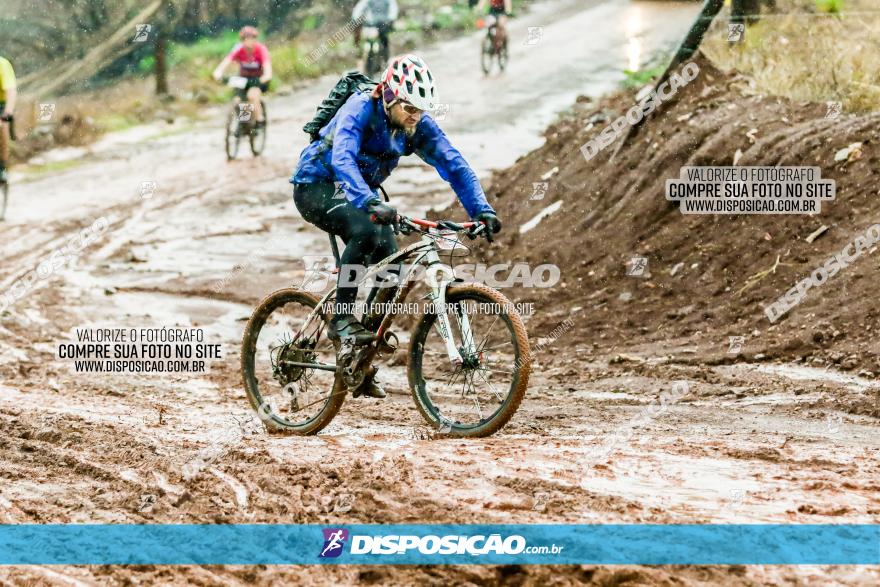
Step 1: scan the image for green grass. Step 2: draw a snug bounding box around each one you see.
[621,64,667,89]
[139,30,240,75]
[23,158,85,177]
[271,43,324,81]
[702,0,880,112]
[300,14,323,33]
[816,0,844,13]
[96,112,142,132]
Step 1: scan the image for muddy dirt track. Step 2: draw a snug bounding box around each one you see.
[0,0,878,585]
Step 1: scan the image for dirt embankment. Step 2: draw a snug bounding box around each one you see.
[463,53,880,391]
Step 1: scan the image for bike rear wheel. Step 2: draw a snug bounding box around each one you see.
[498,38,509,72]
[408,283,531,437]
[481,34,494,75]
[241,288,344,435]
[249,101,267,156]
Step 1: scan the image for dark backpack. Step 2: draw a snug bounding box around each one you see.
[303,71,378,143]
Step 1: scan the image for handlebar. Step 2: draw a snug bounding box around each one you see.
[396,215,487,240]
[407,217,477,230]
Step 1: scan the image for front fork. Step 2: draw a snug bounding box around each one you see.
[424,250,477,366]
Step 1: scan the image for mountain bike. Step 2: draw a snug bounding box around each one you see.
[223,76,267,160]
[240,215,532,437]
[479,15,508,75]
[361,24,391,79]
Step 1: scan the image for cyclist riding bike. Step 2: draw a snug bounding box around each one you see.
[290,54,502,398]
[0,55,16,184]
[352,0,398,71]
[212,26,272,128]
[476,0,512,47]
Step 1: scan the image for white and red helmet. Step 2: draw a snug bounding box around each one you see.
[381,54,437,112]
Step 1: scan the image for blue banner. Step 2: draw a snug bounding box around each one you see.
[0,524,877,565]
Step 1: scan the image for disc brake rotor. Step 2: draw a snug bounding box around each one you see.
[272,339,317,387]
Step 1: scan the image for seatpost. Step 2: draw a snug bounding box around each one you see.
[329,234,342,269]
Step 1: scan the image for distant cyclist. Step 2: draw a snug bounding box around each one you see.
[476,0,512,47]
[0,55,16,184]
[352,0,398,70]
[212,26,272,128]
[290,54,502,398]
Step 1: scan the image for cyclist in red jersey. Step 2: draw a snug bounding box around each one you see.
[213,26,272,127]
[476,0,512,47]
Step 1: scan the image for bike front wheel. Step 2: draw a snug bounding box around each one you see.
[225,107,241,161]
[249,101,267,156]
[408,283,531,437]
[241,288,344,435]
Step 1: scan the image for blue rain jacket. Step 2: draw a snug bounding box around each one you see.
[291,92,494,218]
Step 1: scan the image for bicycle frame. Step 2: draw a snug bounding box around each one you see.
[295,231,476,366]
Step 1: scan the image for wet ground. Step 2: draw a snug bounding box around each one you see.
[0,1,878,585]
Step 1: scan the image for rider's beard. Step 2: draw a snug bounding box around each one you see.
[390,117,418,138]
[398,125,417,139]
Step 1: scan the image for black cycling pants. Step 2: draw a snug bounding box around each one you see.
[293,182,398,318]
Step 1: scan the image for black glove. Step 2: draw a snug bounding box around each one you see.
[476,212,502,242]
[0,113,12,122]
[366,199,398,226]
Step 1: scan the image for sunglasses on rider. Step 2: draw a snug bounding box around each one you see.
[395,101,423,117]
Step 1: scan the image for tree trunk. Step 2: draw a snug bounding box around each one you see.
[155,29,168,95]
[732,0,763,25]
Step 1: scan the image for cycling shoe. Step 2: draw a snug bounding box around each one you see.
[328,315,376,346]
